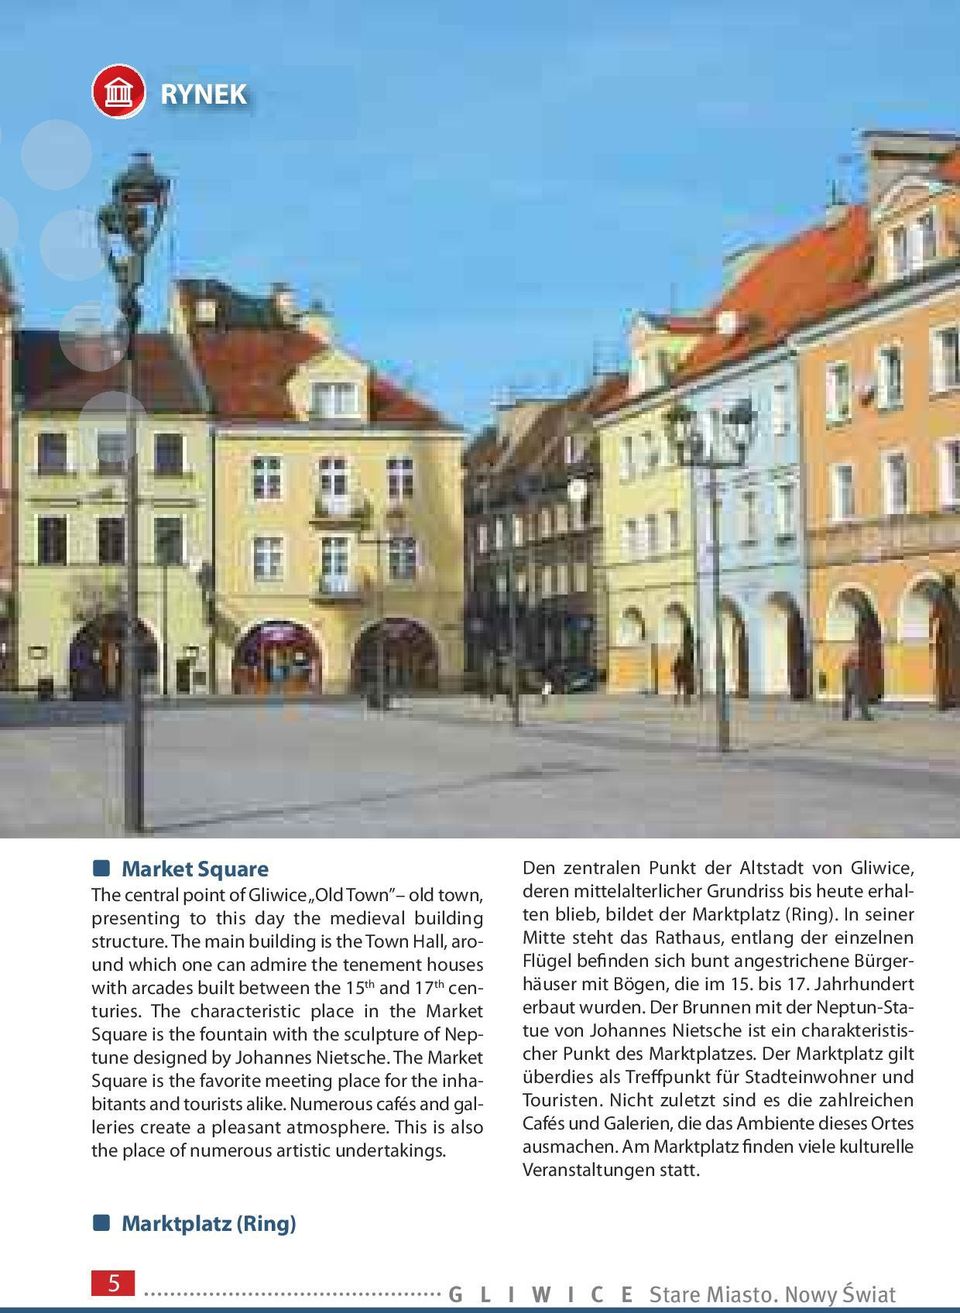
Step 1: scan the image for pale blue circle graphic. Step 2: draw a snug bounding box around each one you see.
[22,119,93,190]
[59,302,128,371]
[0,197,19,248]
[40,209,104,280]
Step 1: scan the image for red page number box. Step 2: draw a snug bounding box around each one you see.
[91,1271,135,1296]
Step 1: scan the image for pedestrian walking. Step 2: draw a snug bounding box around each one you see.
[841,645,872,721]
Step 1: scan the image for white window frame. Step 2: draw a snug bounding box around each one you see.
[387,455,415,501]
[311,380,360,419]
[388,534,418,582]
[770,383,789,439]
[825,362,852,424]
[931,323,960,394]
[621,518,640,561]
[830,464,856,523]
[252,534,285,581]
[738,489,759,545]
[153,431,186,477]
[666,509,680,553]
[887,224,910,279]
[476,523,488,554]
[512,513,524,547]
[618,433,635,481]
[644,430,659,473]
[252,455,283,502]
[775,483,797,539]
[913,211,937,268]
[493,518,505,551]
[881,450,909,517]
[876,342,904,411]
[939,439,960,508]
[320,534,351,588]
[644,513,658,558]
[37,430,69,476]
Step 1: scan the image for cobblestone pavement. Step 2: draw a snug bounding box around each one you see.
[0,693,956,837]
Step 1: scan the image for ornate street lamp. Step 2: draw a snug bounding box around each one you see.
[97,153,170,833]
[665,398,756,753]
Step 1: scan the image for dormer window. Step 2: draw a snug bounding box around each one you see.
[311,381,360,419]
[887,211,938,280]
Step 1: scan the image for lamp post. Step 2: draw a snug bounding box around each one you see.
[666,398,755,754]
[97,153,170,833]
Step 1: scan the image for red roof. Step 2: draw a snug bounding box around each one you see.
[190,326,451,427]
[674,204,872,382]
[16,331,203,412]
[938,146,960,184]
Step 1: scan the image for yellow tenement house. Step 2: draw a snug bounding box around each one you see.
[15,330,212,696]
[171,280,465,695]
[595,314,707,692]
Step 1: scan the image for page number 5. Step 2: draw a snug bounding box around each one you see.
[91,1271,135,1296]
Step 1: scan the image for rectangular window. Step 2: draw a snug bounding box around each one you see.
[554,503,568,535]
[618,433,635,481]
[154,432,184,476]
[644,513,658,557]
[831,464,855,522]
[97,430,126,475]
[776,484,796,538]
[320,535,349,586]
[889,224,909,278]
[37,516,67,565]
[826,363,852,423]
[573,559,589,594]
[253,535,284,580]
[622,518,640,560]
[97,517,125,565]
[666,509,680,553]
[877,344,904,409]
[932,326,960,392]
[555,561,569,596]
[738,490,759,544]
[512,514,524,547]
[154,517,183,566]
[318,456,349,514]
[941,440,960,506]
[771,384,789,437]
[494,518,505,551]
[388,535,418,581]
[915,212,937,266]
[252,456,282,501]
[37,431,68,474]
[311,381,360,418]
[477,523,488,554]
[387,455,414,501]
[644,431,660,473]
[883,452,909,516]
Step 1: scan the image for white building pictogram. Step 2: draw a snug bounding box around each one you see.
[104,78,134,107]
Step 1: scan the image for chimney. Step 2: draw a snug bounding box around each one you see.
[270,281,297,324]
[722,243,769,289]
[823,182,851,229]
[862,129,960,204]
[297,298,333,344]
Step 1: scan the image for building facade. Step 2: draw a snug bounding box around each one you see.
[596,316,705,693]
[0,259,15,687]
[798,136,960,705]
[463,377,623,688]
[15,331,213,695]
[173,280,464,696]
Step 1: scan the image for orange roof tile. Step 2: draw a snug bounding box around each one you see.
[674,204,872,383]
[938,146,960,184]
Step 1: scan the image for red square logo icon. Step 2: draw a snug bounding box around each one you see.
[91,1270,135,1296]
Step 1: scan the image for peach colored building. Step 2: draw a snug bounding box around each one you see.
[797,133,960,705]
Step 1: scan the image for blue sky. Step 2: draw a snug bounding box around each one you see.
[1,0,958,428]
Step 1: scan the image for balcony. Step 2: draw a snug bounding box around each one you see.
[310,492,372,527]
[315,572,370,603]
[810,508,960,568]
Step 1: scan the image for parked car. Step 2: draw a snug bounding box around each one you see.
[547,663,599,694]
